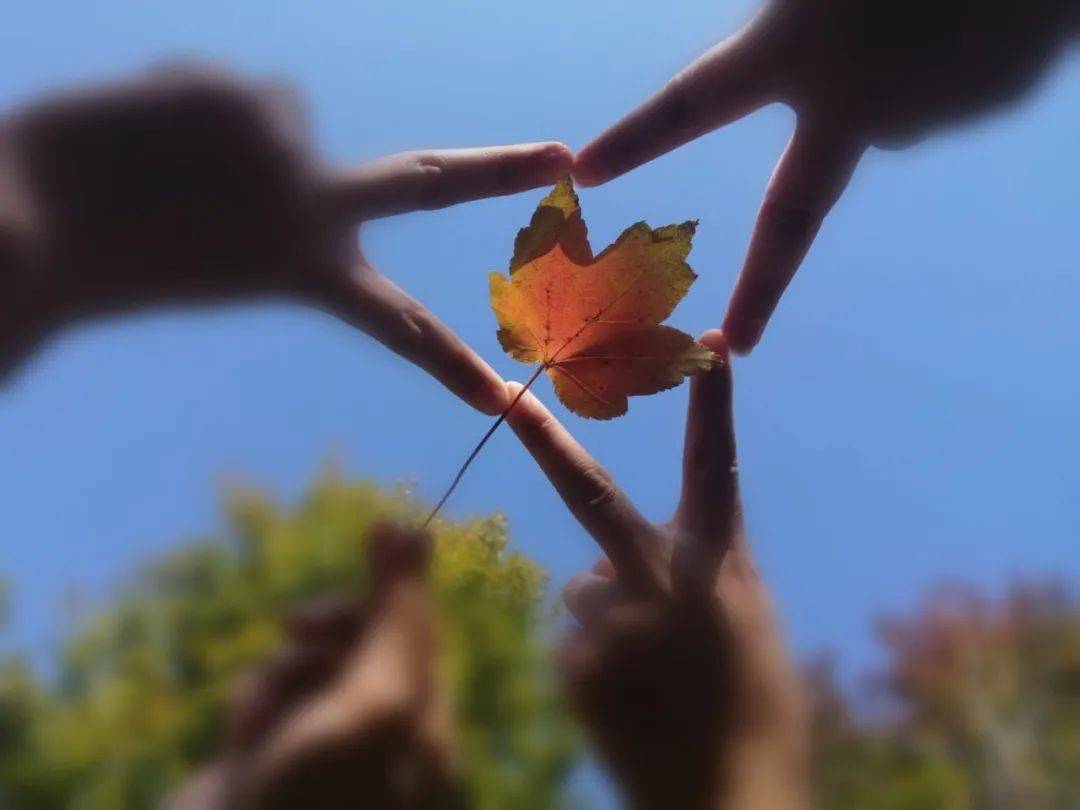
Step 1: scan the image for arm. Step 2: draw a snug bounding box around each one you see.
[0,65,572,412]
[506,331,808,810]
[575,0,1080,353]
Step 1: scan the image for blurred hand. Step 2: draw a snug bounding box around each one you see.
[574,0,1080,353]
[169,522,458,810]
[1,66,573,412]
[506,331,807,810]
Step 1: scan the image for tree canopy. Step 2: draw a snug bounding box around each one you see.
[1,472,1077,809]
[0,472,577,809]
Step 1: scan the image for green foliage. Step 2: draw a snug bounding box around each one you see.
[2,470,1077,810]
[0,472,576,809]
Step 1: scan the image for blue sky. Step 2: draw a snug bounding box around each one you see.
[2,0,1079,749]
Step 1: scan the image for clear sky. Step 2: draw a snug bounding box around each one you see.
[2,0,1079,752]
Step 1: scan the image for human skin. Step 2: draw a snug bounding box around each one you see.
[0,65,573,412]
[574,0,1080,353]
[506,330,808,810]
[166,523,460,810]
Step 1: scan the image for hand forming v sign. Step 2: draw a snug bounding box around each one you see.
[1,66,572,412]
[574,0,1079,353]
[506,331,807,810]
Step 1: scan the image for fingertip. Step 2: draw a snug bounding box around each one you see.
[697,328,729,358]
[570,146,611,188]
[443,360,506,416]
[693,330,733,395]
[561,572,592,612]
[503,380,525,420]
[720,312,765,355]
[471,372,510,415]
[591,556,616,578]
[366,520,433,583]
[535,141,574,175]
[508,141,573,190]
[504,380,548,429]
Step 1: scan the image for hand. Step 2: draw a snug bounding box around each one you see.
[574,0,1079,353]
[1,66,572,412]
[167,523,458,810]
[505,331,807,810]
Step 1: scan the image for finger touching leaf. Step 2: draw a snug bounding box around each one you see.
[509,178,592,272]
[490,179,715,419]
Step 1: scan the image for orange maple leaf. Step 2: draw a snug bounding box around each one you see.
[489,179,715,419]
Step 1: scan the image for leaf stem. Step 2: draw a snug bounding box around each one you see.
[423,261,664,527]
[422,363,548,529]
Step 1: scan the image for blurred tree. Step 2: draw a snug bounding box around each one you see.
[0,471,577,810]
[811,582,1080,810]
[808,656,971,810]
[877,582,1080,810]
[2,475,1077,810]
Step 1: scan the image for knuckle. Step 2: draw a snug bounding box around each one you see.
[579,464,620,512]
[659,72,696,132]
[758,196,824,244]
[393,304,433,354]
[687,447,739,486]
[411,153,450,208]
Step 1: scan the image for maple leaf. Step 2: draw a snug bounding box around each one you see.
[489,179,715,419]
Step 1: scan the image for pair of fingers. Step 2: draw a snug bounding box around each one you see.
[321,142,573,415]
[573,8,865,354]
[505,329,740,610]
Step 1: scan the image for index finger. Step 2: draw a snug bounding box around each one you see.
[321,267,509,415]
[721,122,864,352]
[329,142,573,220]
[504,382,666,596]
[573,14,781,186]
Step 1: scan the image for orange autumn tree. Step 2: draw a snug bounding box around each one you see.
[810,581,1080,809]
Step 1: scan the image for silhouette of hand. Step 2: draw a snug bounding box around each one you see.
[2,66,572,411]
[507,331,807,809]
[575,0,1079,352]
